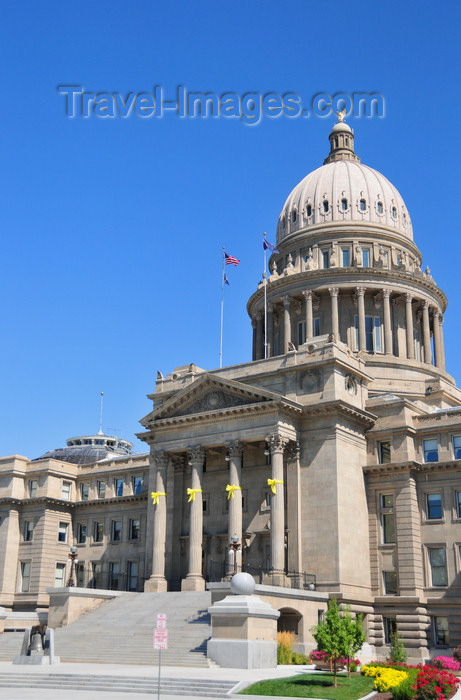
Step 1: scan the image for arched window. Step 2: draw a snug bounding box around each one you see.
[377,201,383,214]
[341,198,348,211]
[292,210,297,223]
[391,206,397,219]
[360,199,366,211]
[323,200,329,213]
[306,204,312,217]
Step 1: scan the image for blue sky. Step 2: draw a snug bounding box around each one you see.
[1,0,461,458]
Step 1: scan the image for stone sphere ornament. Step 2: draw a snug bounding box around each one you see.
[230,572,256,596]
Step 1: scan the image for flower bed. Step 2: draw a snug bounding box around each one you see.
[361,662,460,700]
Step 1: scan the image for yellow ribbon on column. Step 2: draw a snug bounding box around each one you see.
[151,491,166,505]
[267,478,284,495]
[226,484,242,500]
[187,488,203,502]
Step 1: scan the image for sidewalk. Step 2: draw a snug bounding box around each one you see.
[0,660,315,700]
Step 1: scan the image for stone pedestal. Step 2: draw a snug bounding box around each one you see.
[207,574,280,669]
[144,576,168,593]
[181,575,206,591]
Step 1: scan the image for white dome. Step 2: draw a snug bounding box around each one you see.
[277,155,413,244]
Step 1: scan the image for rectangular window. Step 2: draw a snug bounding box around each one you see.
[423,438,438,462]
[54,563,66,587]
[322,250,330,269]
[94,522,104,543]
[428,547,447,586]
[109,562,120,590]
[133,477,143,495]
[313,318,321,336]
[115,479,124,497]
[426,493,443,520]
[61,481,71,500]
[92,562,102,589]
[380,494,395,544]
[453,436,461,459]
[129,518,140,540]
[76,563,85,587]
[354,316,383,353]
[362,248,371,267]
[97,481,106,499]
[80,483,89,501]
[58,522,68,543]
[127,561,138,592]
[28,480,38,498]
[383,571,398,595]
[383,618,397,645]
[20,562,31,592]
[433,616,449,646]
[341,248,350,267]
[378,441,391,464]
[23,521,33,542]
[77,523,87,544]
[297,320,306,346]
[111,520,122,542]
[456,492,461,518]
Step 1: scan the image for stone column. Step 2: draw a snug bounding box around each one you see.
[432,310,444,370]
[251,318,257,361]
[266,434,287,584]
[266,303,274,358]
[422,300,432,365]
[438,313,446,370]
[329,287,339,340]
[405,293,415,359]
[255,312,263,361]
[182,446,206,591]
[303,290,313,339]
[356,287,366,351]
[145,451,169,592]
[285,441,301,574]
[383,289,393,355]
[226,441,244,576]
[282,296,291,353]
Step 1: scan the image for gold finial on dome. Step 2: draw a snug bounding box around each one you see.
[337,108,346,123]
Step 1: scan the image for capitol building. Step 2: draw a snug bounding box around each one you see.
[1,118,460,661]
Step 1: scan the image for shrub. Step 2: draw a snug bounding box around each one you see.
[412,667,459,700]
[431,656,461,672]
[277,631,293,664]
[291,652,309,665]
[361,665,409,692]
[388,630,408,664]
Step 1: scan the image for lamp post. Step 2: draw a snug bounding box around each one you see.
[66,545,79,587]
[229,533,241,576]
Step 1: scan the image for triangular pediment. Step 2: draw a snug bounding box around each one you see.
[144,373,285,424]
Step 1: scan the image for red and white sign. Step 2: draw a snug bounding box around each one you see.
[154,628,168,650]
[156,613,167,629]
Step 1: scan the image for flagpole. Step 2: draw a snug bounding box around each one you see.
[219,248,225,368]
[263,233,268,359]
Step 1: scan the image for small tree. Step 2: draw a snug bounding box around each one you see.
[387,629,407,664]
[311,598,366,687]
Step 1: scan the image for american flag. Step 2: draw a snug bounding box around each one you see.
[225,252,240,266]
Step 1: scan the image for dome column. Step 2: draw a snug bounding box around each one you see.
[329,287,339,340]
[405,294,415,360]
[145,451,169,592]
[267,303,274,357]
[422,300,432,365]
[282,296,291,353]
[225,441,243,577]
[383,289,393,354]
[266,434,288,585]
[303,290,313,339]
[182,447,206,591]
[356,287,366,351]
[433,311,445,370]
[255,312,264,360]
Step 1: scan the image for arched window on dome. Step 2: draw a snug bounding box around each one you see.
[323,200,329,213]
[360,198,366,211]
[292,210,297,223]
[391,206,397,219]
[341,198,348,211]
[306,203,312,217]
[377,201,384,215]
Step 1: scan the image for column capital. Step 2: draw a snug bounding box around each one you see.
[405,293,413,304]
[267,302,274,313]
[151,451,170,470]
[302,289,313,300]
[188,446,206,465]
[355,286,366,297]
[421,298,430,310]
[265,433,289,454]
[382,288,392,299]
[281,295,291,308]
[328,286,339,297]
[225,440,244,458]
[255,310,263,321]
[285,440,300,460]
[172,455,186,472]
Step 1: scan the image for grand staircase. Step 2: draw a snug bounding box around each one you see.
[0,591,213,667]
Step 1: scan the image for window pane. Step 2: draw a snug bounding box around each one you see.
[381,494,393,508]
[313,318,321,336]
[128,561,138,592]
[21,562,31,592]
[58,522,68,542]
[426,493,442,519]
[98,482,106,498]
[373,317,382,352]
[94,522,103,542]
[115,479,124,497]
[77,524,87,544]
[457,492,461,518]
[112,521,122,542]
[54,563,66,587]
[130,519,140,540]
[81,484,89,500]
[297,321,306,346]
[133,477,142,495]
[424,439,438,462]
[434,616,449,646]
[322,251,330,268]
[62,482,71,500]
[379,442,391,464]
[341,248,350,267]
[453,436,461,459]
[429,548,447,586]
[383,571,398,595]
[362,248,370,267]
[29,480,38,498]
[382,513,395,544]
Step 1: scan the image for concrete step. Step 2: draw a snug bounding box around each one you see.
[0,673,235,697]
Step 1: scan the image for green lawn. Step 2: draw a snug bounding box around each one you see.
[239,672,375,699]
